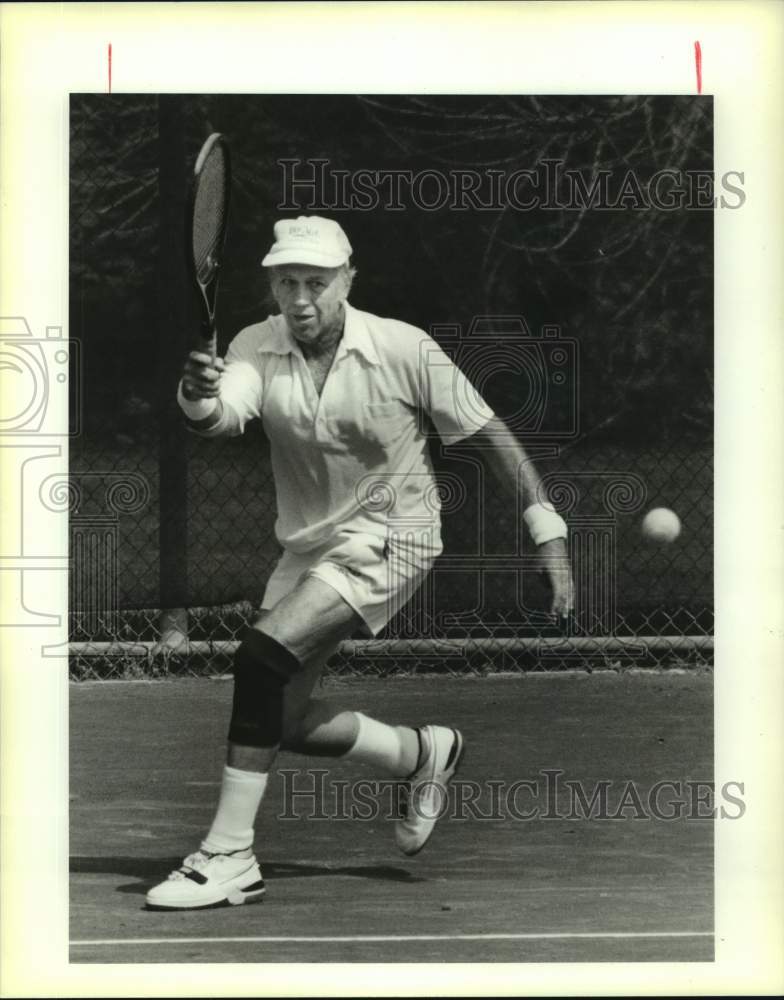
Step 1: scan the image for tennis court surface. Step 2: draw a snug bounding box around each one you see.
[70,671,713,964]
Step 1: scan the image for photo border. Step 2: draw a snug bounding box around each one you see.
[1,2,782,996]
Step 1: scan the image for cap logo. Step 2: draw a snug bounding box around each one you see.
[287,225,320,240]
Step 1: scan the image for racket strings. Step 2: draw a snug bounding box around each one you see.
[192,146,228,283]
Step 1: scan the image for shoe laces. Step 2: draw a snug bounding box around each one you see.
[168,849,217,881]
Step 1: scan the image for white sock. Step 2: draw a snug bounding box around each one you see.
[201,765,269,854]
[339,712,417,778]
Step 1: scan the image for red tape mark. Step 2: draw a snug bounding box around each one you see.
[694,40,702,94]
[108,42,112,93]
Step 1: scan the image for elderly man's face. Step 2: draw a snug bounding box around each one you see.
[270,264,349,345]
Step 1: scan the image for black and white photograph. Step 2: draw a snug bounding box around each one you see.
[66,91,715,964]
[1,3,782,996]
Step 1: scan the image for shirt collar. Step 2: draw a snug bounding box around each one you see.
[257,302,380,366]
[257,315,296,356]
[338,302,380,366]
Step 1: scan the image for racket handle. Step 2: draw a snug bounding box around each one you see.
[199,323,217,364]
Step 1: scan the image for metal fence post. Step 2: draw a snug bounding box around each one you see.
[155,96,190,653]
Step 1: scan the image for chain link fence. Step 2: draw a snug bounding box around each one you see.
[68,94,713,679]
[68,436,713,678]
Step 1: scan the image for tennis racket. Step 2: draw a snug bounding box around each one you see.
[188,132,231,362]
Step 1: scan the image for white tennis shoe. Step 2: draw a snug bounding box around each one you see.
[396,725,465,856]
[145,848,266,910]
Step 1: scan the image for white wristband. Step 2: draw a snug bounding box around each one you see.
[177,381,217,421]
[523,502,567,546]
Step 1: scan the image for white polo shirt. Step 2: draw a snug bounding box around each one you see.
[219,301,494,554]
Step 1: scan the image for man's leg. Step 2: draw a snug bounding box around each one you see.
[278,656,465,858]
[282,701,419,772]
[279,694,464,856]
[202,582,424,859]
[146,575,461,909]
[146,577,363,910]
[278,663,421,776]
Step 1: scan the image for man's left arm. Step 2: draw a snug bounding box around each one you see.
[474,416,574,619]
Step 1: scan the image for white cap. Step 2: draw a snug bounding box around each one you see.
[261,216,352,268]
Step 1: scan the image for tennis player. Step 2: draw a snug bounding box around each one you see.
[146,216,573,910]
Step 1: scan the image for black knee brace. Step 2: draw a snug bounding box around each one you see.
[228,629,301,749]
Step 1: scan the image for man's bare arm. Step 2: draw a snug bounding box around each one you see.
[475,416,574,618]
[474,416,549,510]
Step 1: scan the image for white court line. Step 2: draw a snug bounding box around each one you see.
[72,931,713,946]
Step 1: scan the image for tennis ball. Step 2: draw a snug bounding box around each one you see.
[641,507,681,543]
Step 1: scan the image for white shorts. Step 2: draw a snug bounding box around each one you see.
[261,529,442,636]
